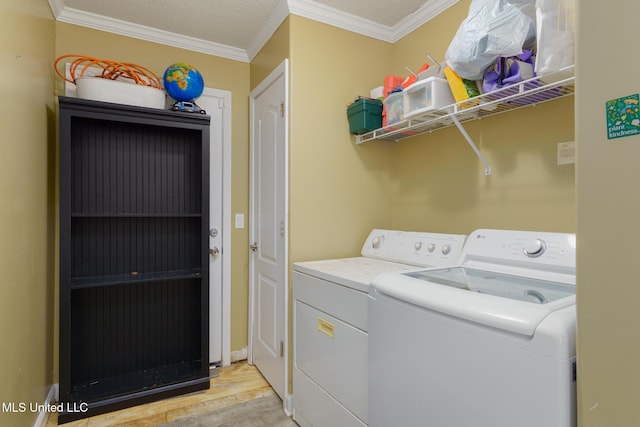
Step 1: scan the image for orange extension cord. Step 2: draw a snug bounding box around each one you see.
[54,54,161,88]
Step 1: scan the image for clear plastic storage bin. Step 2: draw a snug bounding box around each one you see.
[384,91,404,126]
[403,77,455,120]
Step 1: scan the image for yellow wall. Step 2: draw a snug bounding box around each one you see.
[3,3,586,423]
[249,7,575,396]
[288,16,394,264]
[0,0,56,425]
[250,19,290,91]
[54,24,252,353]
[576,1,640,425]
[390,0,575,235]
[249,15,396,393]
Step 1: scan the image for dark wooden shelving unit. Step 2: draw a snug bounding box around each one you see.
[58,96,211,423]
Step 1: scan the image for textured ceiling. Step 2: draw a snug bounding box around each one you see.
[53,0,457,61]
[314,0,428,27]
[63,0,282,50]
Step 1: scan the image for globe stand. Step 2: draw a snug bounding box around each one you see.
[170,100,207,114]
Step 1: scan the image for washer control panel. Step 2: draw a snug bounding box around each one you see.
[361,229,467,268]
[523,239,547,258]
[461,229,576,272]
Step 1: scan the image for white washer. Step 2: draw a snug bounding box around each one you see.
[293,229,466,427]
[369,229,577,427]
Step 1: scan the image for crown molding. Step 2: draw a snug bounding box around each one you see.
[48,0,458,64]
[246,0,291,61]
[286,0,459,44]
[47,0,64,17]
[49,2,249,62]
[392,0,460,41]
[287,0,394,42]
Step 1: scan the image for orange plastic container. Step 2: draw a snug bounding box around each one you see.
[384,75,404,98]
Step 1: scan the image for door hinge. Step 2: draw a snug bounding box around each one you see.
[280,101,284,118]
[280,340,284,358]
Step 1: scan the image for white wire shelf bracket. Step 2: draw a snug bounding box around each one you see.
[451,114,492,176]
[355,66,575,174]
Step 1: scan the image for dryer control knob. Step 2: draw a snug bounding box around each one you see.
[415,242,423,251]
[442,245,451,255]
[427,243,436,253]
[523,239,546,257]
[372,236,383,249]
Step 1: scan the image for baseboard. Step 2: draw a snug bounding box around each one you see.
[230,346,248,362]
[32,383,58,427]
[284,393,293,416]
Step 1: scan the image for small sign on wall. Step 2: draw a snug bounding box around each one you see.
[606,94,640,140]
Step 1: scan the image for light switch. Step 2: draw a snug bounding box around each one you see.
[235,213,245,229]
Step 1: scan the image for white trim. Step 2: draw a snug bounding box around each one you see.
[287,0,394,42]
[248,58,290,404]
[250,57,289,98]
[391,0,460,42]
[246,0,291,62]
[214,87,234,368]
[248,97,254,367]
[283,59,290,411]
[47,0,64,17]
[230,346,248,363]
[32,384,58,427]
[284,393,294,416]
[53,6,249,62]
[198,87,233,368]
[49,0,458,62]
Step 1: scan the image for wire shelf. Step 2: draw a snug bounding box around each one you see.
[355,66,575,144]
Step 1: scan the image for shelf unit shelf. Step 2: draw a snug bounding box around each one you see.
[71,213,202,218]
[356,67,575,175]
[58,96,211,423]
[69,360,204,403]
[70,268,203,289]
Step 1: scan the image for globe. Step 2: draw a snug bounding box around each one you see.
[163,63,204,102]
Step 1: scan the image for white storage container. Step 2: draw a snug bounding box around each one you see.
[75,77,166,109]
[403,77,455,119]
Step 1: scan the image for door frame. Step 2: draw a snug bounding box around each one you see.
[200,88,233,367]
[248,59,289,407]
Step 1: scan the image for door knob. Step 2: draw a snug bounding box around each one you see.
[209,247,220,256]
[250,242,258,252]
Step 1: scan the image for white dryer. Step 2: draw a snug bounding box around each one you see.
[293,229,466,427]
[369,229,577,427]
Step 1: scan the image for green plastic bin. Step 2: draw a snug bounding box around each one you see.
[347,98,383,135]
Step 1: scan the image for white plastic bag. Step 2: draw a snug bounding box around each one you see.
[445,0,536,80]
[535,0,575,78]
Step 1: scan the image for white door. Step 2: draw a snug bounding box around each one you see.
[196,89,232,366]
[249,60,288,400]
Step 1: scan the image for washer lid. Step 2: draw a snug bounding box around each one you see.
[372,268,576,336]
[405,267,575,304]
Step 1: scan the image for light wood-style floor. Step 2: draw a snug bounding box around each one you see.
[46,362,277,426]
